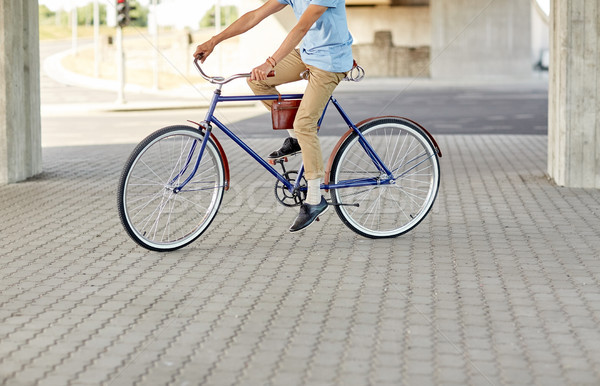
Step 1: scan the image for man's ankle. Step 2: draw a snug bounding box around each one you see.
[305,179,321,205]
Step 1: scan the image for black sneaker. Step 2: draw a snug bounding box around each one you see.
[268,137,301,159]
[289,196,328,232]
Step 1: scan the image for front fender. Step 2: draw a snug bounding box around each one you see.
[187,120,231,191]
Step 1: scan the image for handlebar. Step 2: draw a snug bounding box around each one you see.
[193,57,275,85]
[193,55,363,85]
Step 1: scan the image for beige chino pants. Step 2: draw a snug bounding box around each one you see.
[247,49,346,180]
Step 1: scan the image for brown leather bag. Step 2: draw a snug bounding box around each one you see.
[271,96,302,130]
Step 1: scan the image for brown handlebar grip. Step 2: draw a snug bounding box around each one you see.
[267,70,275,77]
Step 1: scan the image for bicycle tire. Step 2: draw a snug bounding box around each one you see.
[117,125,225,251]
[329,117,440,238]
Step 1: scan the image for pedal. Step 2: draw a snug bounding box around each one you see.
[316,217,320,222]
[268,157,288,165]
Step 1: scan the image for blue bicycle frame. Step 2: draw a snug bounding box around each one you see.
[176,88,394,195]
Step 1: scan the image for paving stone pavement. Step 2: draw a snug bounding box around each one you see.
[1,133,600,386]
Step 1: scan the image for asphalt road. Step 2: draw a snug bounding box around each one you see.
[41,40,549,145]
[238,84,549,138]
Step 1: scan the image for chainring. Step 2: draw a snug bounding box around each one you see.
[274,171,307,207]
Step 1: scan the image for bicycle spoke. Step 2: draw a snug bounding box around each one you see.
[171,191,212,213]
[140,158,169,186]
[161,194,177,242]
[385,186,412,220]
[129,189,167,219]
[391,184,425,210]
[128,173,169,187]
[139,191,169,238]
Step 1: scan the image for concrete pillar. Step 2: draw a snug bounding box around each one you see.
[0,0,42,184]
[548,0,600,188]
[430,0,532,79]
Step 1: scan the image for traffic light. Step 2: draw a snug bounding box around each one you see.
[116,0,127,27]
[127,1,137,24]
[116,0,137,27]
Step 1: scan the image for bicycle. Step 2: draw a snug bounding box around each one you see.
[117,58,442,252]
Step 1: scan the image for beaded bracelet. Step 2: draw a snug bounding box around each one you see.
[266,56,277,68]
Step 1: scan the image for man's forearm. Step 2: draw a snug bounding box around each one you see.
[271,25,308,64]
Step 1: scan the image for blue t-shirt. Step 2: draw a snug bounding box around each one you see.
[277,0,354,73]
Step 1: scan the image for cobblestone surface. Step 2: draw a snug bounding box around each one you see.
[1,134,600,385]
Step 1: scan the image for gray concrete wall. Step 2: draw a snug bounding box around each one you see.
[346,6,430,46]
[430,0,532,79]
[352,31,430,77]
[548,0,600,188]
[0,0,42,184]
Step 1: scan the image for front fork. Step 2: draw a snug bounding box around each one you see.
[171,122,213,193]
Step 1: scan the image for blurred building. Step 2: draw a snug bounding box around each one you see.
[231,0,548,79]
[147,0,548,79]
[2,0,597,188]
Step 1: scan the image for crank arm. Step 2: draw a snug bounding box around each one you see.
[327,201,360,207]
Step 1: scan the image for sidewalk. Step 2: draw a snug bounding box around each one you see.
[1,132,600,385]
[1,48,599,385]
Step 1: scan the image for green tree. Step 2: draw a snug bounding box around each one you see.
[38,1,148,28]
[39,4,54,20]
[199,5,238,28]
[127,1,149,27]
[76,3,107,25]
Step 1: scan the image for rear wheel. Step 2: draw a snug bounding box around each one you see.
[329,118,440,238]
[117,125,225,251]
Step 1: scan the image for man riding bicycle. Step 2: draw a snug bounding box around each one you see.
[193,0,353,232]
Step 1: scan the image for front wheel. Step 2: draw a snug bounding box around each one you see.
[329,117,440,238]
[117,125,225,251]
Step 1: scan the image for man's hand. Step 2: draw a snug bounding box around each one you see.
[250,61,274,81]
[193,39,216,62]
